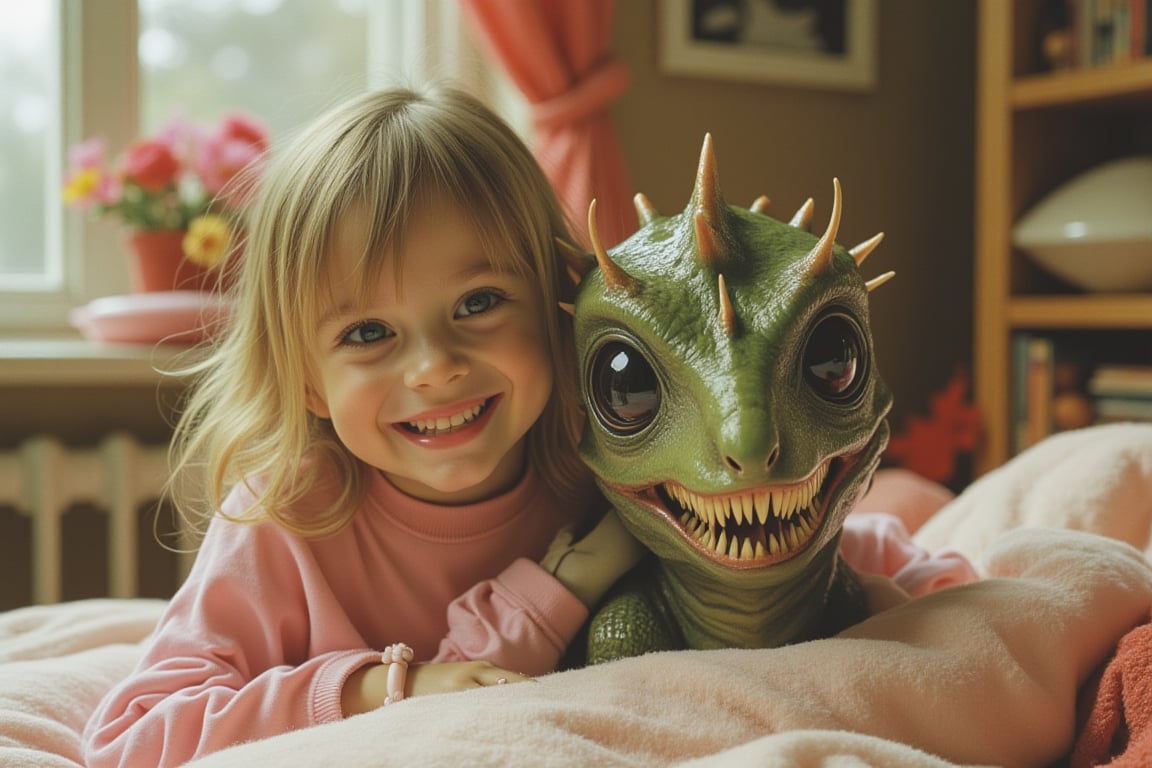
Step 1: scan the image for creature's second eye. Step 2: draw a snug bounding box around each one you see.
[589,341,660,435]
[802,313,867,404]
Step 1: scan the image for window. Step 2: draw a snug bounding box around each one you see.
[0,0,513,335]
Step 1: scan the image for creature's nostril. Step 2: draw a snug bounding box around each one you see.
[725,456,743,474]
[765,446,780,470]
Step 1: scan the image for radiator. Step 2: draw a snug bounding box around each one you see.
[0,433,193,605]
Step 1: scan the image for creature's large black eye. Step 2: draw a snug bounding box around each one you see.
[802,313,867,404]
[589,341,660,435]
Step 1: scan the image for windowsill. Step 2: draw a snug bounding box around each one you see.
[0,336,192,386]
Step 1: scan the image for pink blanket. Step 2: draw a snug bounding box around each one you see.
[3,423,1152,768]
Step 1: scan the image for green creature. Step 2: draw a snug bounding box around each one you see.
[565,135,894,663]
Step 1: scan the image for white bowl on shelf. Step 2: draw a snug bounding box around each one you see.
[1012,156,1152,293]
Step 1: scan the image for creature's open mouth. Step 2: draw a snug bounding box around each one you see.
[623,456,851,568]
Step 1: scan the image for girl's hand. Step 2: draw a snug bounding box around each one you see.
[342,660,530,716]
[408,660,531,697]
[541,509,646,608]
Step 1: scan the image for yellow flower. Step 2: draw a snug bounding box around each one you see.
[183,214,232,269]
[62,167,102,205]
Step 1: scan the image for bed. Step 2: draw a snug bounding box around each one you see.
[3,422,1151,767]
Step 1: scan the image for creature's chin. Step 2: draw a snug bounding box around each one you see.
[613,448,868,571]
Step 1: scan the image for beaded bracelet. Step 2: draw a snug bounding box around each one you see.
[380,643,414,705]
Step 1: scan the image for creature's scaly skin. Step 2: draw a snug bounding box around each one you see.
[570,135,893,662]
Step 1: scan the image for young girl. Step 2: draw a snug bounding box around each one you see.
[83,84,642,767]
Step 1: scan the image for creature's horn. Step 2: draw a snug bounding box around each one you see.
[554,237,596,286]
[633,193,659,225]
[866,271,895,292]
[718,273,739,337]
[850,232,884,267]
[588,199,638,294]
[804,178,842,278]
[789,198,815,231]
[750,195,771,214]
[691,133,728,268]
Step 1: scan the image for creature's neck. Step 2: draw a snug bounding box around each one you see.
[656,535,847,649]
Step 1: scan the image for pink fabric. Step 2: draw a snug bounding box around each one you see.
[82,463,589,767]
[841,513,980,598]
[460,0,636,247]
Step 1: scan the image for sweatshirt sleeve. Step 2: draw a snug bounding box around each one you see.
[81,515,379,768]
[433,557,588,675]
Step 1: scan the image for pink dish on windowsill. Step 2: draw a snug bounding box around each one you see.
[70,291,233,345]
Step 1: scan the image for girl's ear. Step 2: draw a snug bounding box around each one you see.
[305,384,331,419]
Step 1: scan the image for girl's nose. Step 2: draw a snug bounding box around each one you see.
[402,337,469,389]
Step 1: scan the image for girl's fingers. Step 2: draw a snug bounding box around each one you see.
[481,669,532,687]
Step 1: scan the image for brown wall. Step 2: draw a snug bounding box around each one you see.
[611,0,977,452]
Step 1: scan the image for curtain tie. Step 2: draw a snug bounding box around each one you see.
[530,58,631,131]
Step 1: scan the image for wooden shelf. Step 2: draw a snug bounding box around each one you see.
[1008,295,1152,328]
[973,0,1152,476]
[1013,59,1152,109]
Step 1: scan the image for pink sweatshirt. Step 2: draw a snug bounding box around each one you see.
[82,462,591,767]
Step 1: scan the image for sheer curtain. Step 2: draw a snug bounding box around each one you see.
[459,0,635,248]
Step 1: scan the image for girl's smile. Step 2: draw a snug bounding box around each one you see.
[396,395,499,447]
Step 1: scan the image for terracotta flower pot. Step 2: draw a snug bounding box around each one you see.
[126,229,218,292]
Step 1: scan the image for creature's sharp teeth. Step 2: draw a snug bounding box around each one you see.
[768,532,781,554]
[754,539,767,558]
[728,535,741,559]
[731,496,745,525]
[755,492,770,525]
[740,537,753,560]
[769,490,782,520]
[716,531,728,556]
[716,497,730,525]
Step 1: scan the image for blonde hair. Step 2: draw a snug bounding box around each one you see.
[169,84,591,537]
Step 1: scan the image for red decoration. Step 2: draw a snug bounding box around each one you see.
[885,367,982,484]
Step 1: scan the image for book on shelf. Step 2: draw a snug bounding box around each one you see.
[1065,0,1151,69]
[1088,363,1152,423]
[1012,333,1056,453]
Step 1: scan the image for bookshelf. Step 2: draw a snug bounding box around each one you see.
[973,0,1152,475]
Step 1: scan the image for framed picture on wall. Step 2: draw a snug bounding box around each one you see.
[660,0,877,91]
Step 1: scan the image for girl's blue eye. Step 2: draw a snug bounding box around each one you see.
[457,290,504,317]
[343,320,392,345]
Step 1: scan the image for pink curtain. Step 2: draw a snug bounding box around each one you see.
[460,0,636,248]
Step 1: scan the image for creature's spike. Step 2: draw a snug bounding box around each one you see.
[691,133,728,268]
[789,198,815,231]
[849,232,885,267]
[804,179,842,278]
[633,192,659,225]
[750,195,771,214]
[865,271,896,292]
[588,199,638,294]
[554,236,595,285]
[694,213,723,269]
[558,302,575,316]
[718,273,738,337]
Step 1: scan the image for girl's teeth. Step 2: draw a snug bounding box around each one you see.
[411,403,484,435]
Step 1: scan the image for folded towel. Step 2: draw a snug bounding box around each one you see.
[1071,613,1152,768]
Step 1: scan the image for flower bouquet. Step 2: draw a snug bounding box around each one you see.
[62,111,268,292]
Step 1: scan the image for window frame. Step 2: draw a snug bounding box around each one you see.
[1,0,519,337]
[1,0,139,333]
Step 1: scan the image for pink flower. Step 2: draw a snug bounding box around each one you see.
[121,139,181,192]
[195,113,269,199]
[68,137,107,170]
[154,112,206,166]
